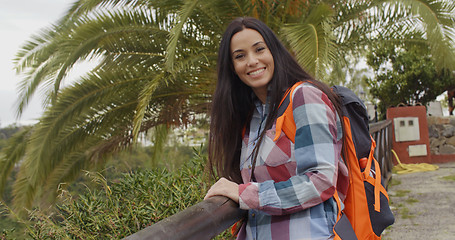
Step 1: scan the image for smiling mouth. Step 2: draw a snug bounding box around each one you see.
[248,68,265,76]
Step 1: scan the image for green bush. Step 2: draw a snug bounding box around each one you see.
[17,148,232,239]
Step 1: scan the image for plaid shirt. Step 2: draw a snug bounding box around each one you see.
[237,83,348,240]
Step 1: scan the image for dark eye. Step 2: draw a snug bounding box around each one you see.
[234,54,245,60]
[257,47,266,52]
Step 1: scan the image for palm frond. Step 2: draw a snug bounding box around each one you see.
[282,3,336,78]
[149,124,171,167]
[14,3,188,117]
[391,0,455,70]
[165,0,198,71]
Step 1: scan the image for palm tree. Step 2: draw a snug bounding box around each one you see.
[2,0,454,212]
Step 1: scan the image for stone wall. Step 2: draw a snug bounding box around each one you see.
[427,116,455,155]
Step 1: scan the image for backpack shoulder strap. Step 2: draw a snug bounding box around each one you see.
[274,81,303,142]
[276,87,292,117]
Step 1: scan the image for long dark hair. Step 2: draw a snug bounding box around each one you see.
[208,17,342,183]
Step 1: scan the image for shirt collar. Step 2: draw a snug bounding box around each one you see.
[253,91,271,117]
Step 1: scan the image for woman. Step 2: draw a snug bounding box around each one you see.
[204,17,349,240]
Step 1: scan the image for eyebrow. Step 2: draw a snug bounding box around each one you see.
[231,41,265,55]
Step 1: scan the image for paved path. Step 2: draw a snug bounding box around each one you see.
[382,162,455,240]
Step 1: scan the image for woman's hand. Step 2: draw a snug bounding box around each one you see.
[204,177,239,203]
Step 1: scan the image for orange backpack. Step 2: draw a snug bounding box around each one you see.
[274,82,394,240]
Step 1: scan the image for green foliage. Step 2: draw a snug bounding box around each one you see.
[6,0,455,211]
[0,124,23,156]
[102,143,195,178]
[405,197,419,204]
[0,125,22,141]
[0,140,210,239]
[0,125,28,239]
[366,41,455,119]
[394,190,411,198]
[0,126,32,200]
[0,199,33,240]
[19,148,228,239]
[441,175,455,181]
[0,217,23,240]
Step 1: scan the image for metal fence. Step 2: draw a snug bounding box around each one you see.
[124,119,394,240]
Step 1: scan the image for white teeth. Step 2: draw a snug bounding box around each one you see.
[248,68,265,76]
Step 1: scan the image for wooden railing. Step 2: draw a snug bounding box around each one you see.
[369,119,393,187]
[123,196,246,240]
[123,120,394,240]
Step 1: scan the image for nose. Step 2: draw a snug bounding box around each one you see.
[247,55,259,67]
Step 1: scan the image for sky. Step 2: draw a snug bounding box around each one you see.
[0,0,74,127]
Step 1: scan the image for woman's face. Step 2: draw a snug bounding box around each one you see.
[230,28,274,103]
